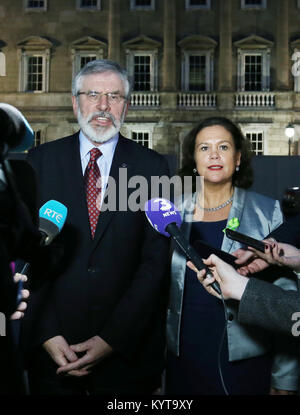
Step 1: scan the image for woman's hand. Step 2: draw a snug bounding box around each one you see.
[187,254,249,301]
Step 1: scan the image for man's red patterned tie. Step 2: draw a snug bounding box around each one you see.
[84,147,102,238]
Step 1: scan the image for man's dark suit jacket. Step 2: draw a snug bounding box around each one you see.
[238,278,300,337]
[21,133,170,390]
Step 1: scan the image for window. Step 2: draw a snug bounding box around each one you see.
[244,54,262,91]
[126,51,158,92]
[18,36,52,93]
[185,0,211,10]
[25,0,47,11]
[246,132,264,155]
[182,51,214,92]
[130,0,155,10]
[71,37,106,76]
[27,56,44,91]
[237,49,271,91]
[241,0,266,9]
[19,53,49,92]
[79,55,97,69]
[34,130,41,147]
[133,55,151,91]
[77,0,101,10]
[132,131,151,148]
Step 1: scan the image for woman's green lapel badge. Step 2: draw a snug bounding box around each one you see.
[223,217,240,233]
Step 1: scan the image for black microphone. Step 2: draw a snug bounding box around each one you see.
[0,103,34,153]
[144,198,222,295]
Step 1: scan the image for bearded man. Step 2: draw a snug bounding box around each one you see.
[21,60,170,395]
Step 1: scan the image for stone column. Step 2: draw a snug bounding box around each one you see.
[218,0,232,91]
[276,0,289,90]
[108,0,121,63]
[162,0,176,91]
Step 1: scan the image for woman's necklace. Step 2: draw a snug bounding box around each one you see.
[199,195,234,212]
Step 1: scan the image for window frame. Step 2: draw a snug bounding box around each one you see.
[245,131,265,155]
[181,50,214,92]
[126,50,158,92]
[185,0,211,10]
[241,124,270,155]
[237,49,271,92]
[24,0,47,12]
[241,0,267,10]
[19,50,49,93]
[131,130,152,148]
[76,0,101,11]
[130,0,155,11]
[72,51,100,77]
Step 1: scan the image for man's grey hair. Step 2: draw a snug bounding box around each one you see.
[72,59,131,100]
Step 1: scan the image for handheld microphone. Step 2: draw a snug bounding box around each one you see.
[17,200,68,304]
[0,103,34,153]
[39,200,68,246]
[144,198,221,295]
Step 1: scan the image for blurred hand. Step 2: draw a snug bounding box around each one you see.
[232,238,277,275]
[270,388,297,395]
[258,242,300,272]
[10,273,30,320]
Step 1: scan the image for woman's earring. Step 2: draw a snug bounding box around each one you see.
[236,166,240,172]
[193,168,197,174]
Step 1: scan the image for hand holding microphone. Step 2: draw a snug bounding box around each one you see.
[144,198,222,295]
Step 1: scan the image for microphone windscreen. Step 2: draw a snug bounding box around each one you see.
[39,200,68,233]
[0,103,34,151]
[144,198,182,237]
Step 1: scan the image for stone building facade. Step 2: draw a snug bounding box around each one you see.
[0,0,300,161]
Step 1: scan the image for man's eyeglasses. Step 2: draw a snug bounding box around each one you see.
[77,91,127,105]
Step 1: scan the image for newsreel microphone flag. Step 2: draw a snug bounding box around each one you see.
[144,198,221,295]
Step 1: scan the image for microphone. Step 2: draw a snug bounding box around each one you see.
[39,200,68,246]
[17,200,68,303]
[144,198,222,295]
[0,103,34,153]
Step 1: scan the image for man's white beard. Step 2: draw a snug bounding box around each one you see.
[77,107,125,144]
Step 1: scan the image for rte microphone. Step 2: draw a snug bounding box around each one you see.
[39,200,68,246]
[17,200,68,304]
[0,103,34,153]
[144,198,222,295]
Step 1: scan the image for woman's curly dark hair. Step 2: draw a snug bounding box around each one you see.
[179,117,254,191]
